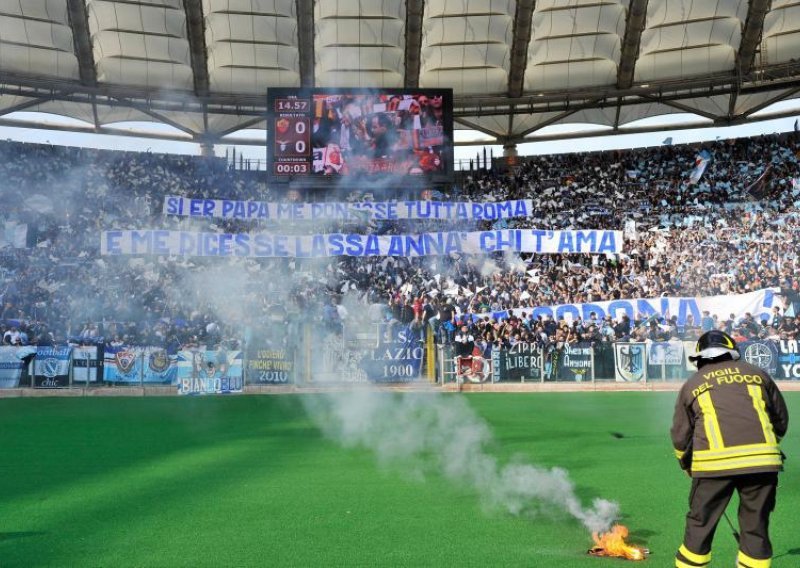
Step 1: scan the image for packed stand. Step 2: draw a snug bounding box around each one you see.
[0,133,799,353]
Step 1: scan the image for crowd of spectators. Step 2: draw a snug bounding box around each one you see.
[0,131,799,353]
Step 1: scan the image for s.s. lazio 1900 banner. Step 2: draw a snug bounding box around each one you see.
[164,196,534,222]
[359,324,424,382]
[101,229,622,258]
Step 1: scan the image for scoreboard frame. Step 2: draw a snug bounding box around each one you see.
[266,87,454,184]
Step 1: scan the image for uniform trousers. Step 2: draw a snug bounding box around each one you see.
[675,472,777,567]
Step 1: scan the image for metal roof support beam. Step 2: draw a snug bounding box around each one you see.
[731,0,772,118]
[728,85,739,119]
[508,0,536,98]
[91,95,100,129]
[183,0,210,97]
[4,108,800,148]
[514,107,585,139]
[0,97,52,118]
[617,0,648,89]
[404,0,424,88]
[2,57,799,117]
[216,116,269,138]
[66,0,97,86]
[109,98,199,137]
[741,86,800,117]
[0,117,196,141]
[460,63,800,110]
[642,96,720,121]
[453,117,503,142]
[738,0,771,76]
[0,81,267,117]
[296,0,315,87]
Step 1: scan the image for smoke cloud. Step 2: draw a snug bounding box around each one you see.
[302,389,619,534]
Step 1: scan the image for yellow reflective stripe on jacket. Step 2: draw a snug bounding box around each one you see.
[697,391,724,449]
[692,454,784,473]
[748,385,778,445]
[737,549,771,567]
[693,442,781,461]
[679,544,711,564]
[674,448,685,460]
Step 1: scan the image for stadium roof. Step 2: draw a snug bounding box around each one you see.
[0,0,799,147]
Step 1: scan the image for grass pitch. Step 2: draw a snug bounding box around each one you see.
[0,392,798,567]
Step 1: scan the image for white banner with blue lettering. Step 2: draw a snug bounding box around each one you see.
[478,288,778,327]
[164,196,533,221]
[176,349,243,395]
[101,229,623,257]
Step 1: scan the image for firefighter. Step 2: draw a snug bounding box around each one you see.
[672,330,788,568]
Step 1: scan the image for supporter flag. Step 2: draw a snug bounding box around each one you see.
[688,149,711,184]
[745,165,773,200]
[635,311,661,329]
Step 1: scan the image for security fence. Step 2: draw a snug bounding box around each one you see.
[1,333,797,392]
[439,338,798,384]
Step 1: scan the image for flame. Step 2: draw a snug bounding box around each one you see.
[589,524,648,561]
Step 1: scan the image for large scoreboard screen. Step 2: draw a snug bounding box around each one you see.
[267,88,454,183]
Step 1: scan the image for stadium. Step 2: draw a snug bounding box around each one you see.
[0,0,799,566]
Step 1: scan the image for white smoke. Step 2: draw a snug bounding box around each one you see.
[302,389,619,533]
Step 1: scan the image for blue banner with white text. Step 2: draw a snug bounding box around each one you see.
[33,346,72,388]
[739,340,780,377]
[101,229,623,257]
[775,340,800,380]
[360,324,424,382]
[164,196,534,222]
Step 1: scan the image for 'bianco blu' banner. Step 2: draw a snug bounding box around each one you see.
[101,229,623,258]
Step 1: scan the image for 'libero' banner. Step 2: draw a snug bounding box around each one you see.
[164,196,533,221]
[101,229,622,257]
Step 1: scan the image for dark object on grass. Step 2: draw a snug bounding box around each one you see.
[587,546,650,558]
[611,432,625,439]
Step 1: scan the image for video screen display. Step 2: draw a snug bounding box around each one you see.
[267,88,454,183]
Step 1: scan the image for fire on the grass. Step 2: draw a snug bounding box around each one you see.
[588,525,649,561]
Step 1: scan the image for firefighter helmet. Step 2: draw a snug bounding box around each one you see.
[689,329,740,362]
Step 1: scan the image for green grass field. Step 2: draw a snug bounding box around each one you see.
[0,392,797,567]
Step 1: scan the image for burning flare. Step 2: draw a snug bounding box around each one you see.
[588,524,648,561]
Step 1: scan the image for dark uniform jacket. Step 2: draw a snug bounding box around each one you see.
[671,359,789,478]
